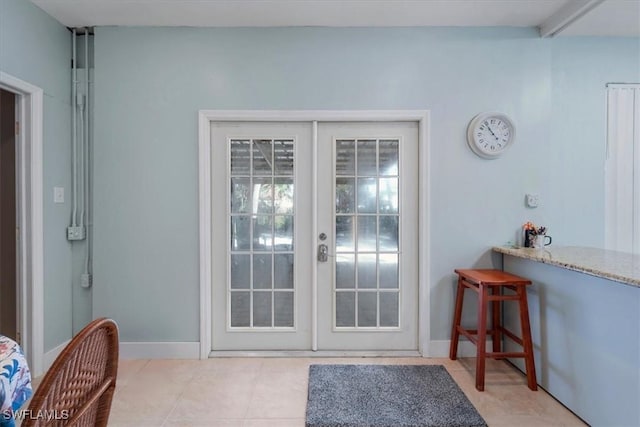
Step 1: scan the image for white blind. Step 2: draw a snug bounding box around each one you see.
[605,84,640,254]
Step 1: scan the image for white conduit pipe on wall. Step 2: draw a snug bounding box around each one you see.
[77,86,84,227]
[79,29,88,230]
[71,29,78,227]
[83,28,91,279]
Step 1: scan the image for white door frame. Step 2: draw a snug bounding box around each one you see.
[198,110,431,359]
[0,72,45,375]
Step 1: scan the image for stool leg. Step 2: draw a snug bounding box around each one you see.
[449,277,465,360]
[476,284,488,391]
[518,286,538,391]
[492,286,502,356]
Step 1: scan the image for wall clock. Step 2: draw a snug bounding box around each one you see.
[466,112,515,159]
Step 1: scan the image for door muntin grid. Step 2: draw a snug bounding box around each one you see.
[334,138,401,330]
[228,138,296,330]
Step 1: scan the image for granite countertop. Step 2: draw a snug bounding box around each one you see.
[493,246,640,288]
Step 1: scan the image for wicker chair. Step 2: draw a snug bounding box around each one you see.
[23,318,119,427]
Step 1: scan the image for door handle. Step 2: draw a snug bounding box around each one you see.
[317,244,328,262]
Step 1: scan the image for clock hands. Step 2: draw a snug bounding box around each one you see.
[485,123,500,141]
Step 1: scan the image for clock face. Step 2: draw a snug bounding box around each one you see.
[467,113,515,159]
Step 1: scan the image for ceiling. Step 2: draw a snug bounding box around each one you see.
[30,0,640,37]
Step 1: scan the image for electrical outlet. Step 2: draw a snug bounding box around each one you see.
[80,273,92,288]
[525,193,539,208]
[67,226,86,241]
[53,187,64,203]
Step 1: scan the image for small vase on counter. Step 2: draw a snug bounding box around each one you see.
[524,229,533,248]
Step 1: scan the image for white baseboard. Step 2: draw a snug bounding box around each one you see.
[47,340,484,362]
[428,339,493,358]
[119,342,200,359]
[43,339,71,372]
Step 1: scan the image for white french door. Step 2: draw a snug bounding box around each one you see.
[210,120,419,351]
[316,122,418,350]
[211,122,313,350]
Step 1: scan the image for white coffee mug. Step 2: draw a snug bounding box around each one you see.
[532,234,552,249]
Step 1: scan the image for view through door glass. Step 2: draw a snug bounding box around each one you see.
[334,138,401,328]
[229,138,296,328]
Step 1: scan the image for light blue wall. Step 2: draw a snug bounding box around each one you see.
[0,0,73,350]
[548,37,640,247]
[92,26,639,343]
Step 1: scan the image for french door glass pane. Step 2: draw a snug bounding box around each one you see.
[357,178,377,213]
[230,292,250,327]
[274,254,294,289]
[357,254,377,289]
[379,178,398,214]
[336,178,356,214]
[230,254,250,289]
[253,177,273,214]
[253,254,272,289]
[231,217,250,251]
[336,254,355,289]
[274,140,294,175]
[274,178,294,214]
[230,141,251,175]
[335,138,401,328]
[229,138,295,328]
[379,254,398,289]
[274,292,294,327]
[253,216,273,251]
[357,140,377,175]
[253,292,272,327]
[336,292,356,327]
[379,140,399,176]
[252,140,273,175]
[379,292,399,327]
[357,292,377,327]
[336,140,356,175]
[357,216,377,251]
[274,216,293,251]
[335,216,354,251]
[379,216,399,251]
[231,177,250,214]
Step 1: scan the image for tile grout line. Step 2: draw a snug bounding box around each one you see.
[112,359,152,398]
[241,359,265,422]
[157,360,202,426]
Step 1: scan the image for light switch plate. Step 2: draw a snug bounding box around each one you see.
[53,187,64,203]
[525,193,539,208]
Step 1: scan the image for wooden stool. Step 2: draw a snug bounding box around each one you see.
[449,269,537,391]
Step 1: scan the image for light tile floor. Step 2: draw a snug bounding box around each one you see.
[103,357,586,427]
